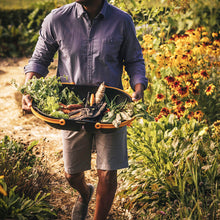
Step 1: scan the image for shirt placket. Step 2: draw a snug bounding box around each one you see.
[84,15,95,83]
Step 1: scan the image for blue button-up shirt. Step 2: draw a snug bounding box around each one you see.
[24,0,148,90]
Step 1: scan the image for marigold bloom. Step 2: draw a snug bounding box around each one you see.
[156,94,165,102]
[177,86,189,97]
[205,84,215,95]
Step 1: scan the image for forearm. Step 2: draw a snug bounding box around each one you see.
[25,72,42,84]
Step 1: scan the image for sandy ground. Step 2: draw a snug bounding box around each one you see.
[0,57,130,220]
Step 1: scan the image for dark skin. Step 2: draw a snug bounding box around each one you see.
[22,1,145,219]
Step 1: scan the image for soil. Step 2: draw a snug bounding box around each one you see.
[0,57,130,220]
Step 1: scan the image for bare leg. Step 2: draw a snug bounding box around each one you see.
[65,171,91,203]
[94,169,117,220]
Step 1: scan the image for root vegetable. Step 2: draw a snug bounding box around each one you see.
[95,82,105,104]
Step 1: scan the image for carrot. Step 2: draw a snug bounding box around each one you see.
[67,104,84,110]
[90,93,95,106]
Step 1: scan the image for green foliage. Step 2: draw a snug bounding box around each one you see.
[0,177,56,220]
[13,76,83,118]
[0,136,51,200]
[0,136,56,219]
[0,1,55,58]
[118,115,220,219]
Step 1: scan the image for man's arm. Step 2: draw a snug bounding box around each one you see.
[121,15,148,101]
[22,72,42,113]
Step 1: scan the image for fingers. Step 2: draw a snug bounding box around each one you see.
[22,95,32,113]
[132,91,144,102]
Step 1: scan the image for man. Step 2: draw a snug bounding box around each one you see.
[22,0,148,219]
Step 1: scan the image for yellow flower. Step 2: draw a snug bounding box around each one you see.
[202,32,209,36]
[194,110,204,121]
[212,32,218,38]
[201,37,210,43]
[185,99,198,108]
[205,84,215,95]
[158,32,165,38]
[156,93,165,102]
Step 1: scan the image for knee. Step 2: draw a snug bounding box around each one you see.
[65,171,84,187]
[98,170,117,190]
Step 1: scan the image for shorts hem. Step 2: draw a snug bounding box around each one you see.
[97,164,129,171]
[65,166,91,175]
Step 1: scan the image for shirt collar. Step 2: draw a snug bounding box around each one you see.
[76,0,108,19]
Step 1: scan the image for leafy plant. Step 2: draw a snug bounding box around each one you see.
[0,136,51,199]
[0,177,56,220]
[118,115,220,219]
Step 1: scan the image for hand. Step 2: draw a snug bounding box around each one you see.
[22,94,32,113]
[132,83,145,102]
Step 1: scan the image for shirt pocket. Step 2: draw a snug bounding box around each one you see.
[101,37,123,62]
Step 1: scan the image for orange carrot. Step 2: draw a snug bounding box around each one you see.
[90,93,95,106]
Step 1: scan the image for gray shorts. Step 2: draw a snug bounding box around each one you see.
[61,127,128,174]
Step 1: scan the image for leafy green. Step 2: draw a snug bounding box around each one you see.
[13,76,83,118]
[101,97,154,127]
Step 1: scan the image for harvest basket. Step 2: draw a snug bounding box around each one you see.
[31,84,135,131]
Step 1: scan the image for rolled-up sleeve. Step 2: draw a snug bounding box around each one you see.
[24,13,59,77]
[121,15,148,90]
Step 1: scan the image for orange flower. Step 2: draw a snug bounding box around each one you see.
[194,110,204,121]
[187,111,194,120]
[186,79,198,88]
[177,105,186,113]
[200,70,209,79]
[164,76,175,85]
[205,84,215,95]
[160,107,170,116]
[171,80,181,89]
[212,32,218,38]
[156,94,165,102]
[192,70,200,79]
[171,94,178,102]
[192,88,199,95]
[175,100,182,106]
[185,99,198,108]
[177,86,189,97]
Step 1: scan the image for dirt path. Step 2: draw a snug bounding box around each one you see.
[0,57,129,220]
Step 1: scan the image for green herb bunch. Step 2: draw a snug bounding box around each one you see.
[13,76,82,118]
